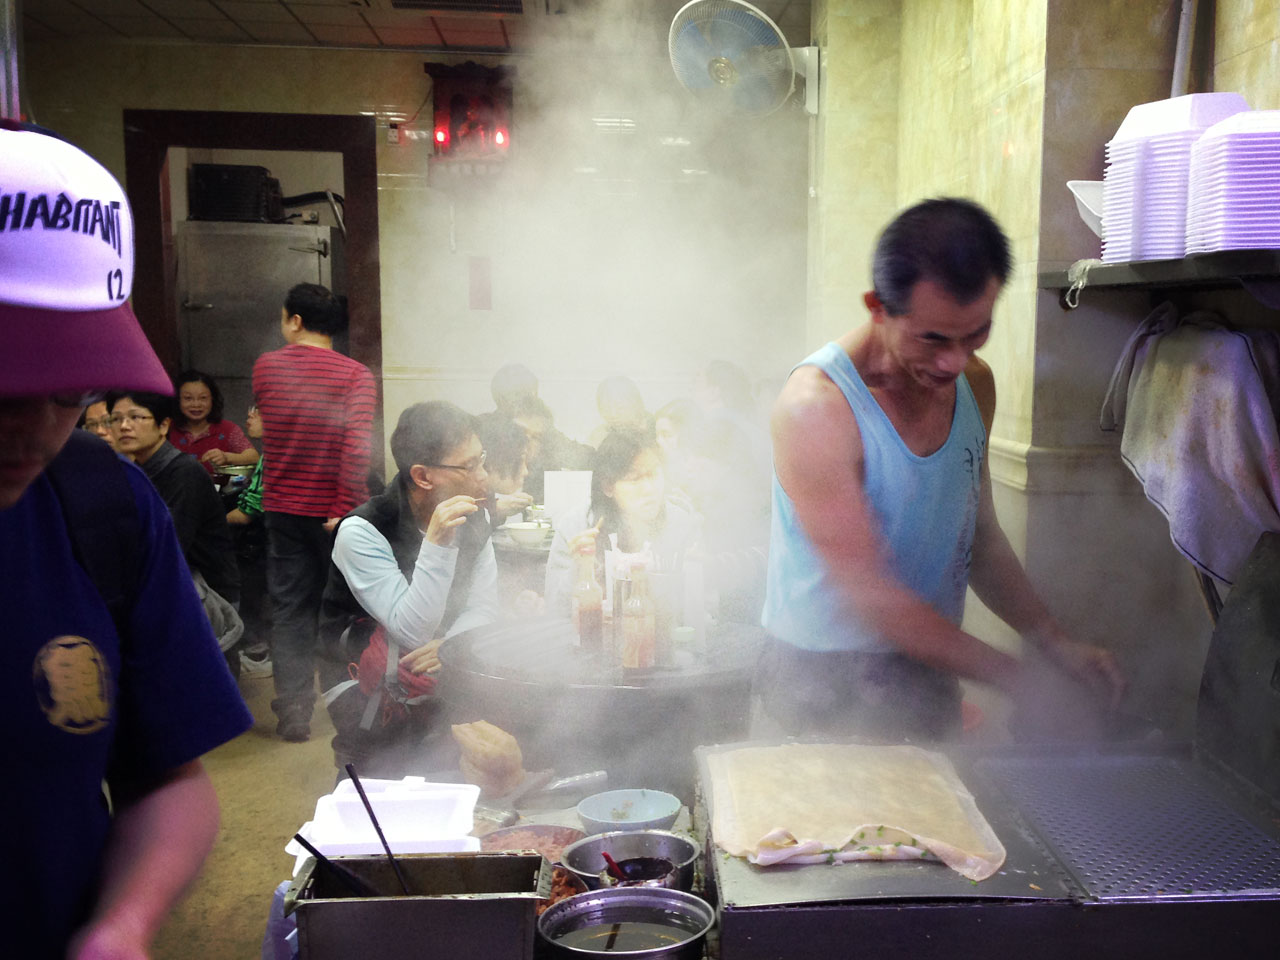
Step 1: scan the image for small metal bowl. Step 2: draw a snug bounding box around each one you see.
[537,886,713,960]
[561,830,698,892]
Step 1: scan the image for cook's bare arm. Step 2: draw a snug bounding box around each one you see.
[963,362,1125,706]
[68,760,220,960]
[772,367,1020,694]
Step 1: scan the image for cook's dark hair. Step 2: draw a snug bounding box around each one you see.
[490,363,539,413]
[174,369,225,424]
[589,427,662,534]
[391,401,477,480]
[475,412,528,481]
[872,198,1012,316]
[106,390,174,425]
[284,282,346,335]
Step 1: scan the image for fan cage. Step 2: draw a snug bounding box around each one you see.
[669,0,796,117]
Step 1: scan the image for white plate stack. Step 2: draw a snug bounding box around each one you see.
[1102,93,1250,263]
[1186,110,1280,253]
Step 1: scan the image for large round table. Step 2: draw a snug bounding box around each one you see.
[437,617,764,802]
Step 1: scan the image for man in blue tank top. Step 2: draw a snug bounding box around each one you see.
[759,198,1123,742]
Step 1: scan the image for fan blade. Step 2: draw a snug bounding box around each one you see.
[671,22,717,90]
[706,6,783,61]
[731,71,786,116]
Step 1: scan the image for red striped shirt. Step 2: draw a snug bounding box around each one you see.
[252,344,377,518]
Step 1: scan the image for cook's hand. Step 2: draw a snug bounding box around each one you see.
[1044,639,1126,710]
[425,495,480,546]
[322,517,340,534]
[567,518,604,556]
[400,638,444,675]
[226,508,250,526]
[200,448,228,467]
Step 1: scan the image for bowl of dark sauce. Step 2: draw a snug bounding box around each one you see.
[561,830,698,892]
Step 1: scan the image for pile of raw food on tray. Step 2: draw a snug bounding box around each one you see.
[704,743,1006,882]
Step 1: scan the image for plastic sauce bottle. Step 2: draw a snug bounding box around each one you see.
[571,546,604,652]
[621,567,656,670]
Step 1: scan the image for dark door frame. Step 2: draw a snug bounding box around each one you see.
[122,108,383,462]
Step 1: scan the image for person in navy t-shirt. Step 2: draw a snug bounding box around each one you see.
[0,123,253,960]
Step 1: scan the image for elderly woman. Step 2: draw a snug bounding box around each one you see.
[544,428,700,617]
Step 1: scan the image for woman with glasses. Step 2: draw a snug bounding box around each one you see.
[544,428,701,619]
[77,399,117,450]
[106,391,243,672]
[169,370,259,476]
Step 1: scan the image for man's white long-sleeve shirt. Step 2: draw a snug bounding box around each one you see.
[331,516,500,649]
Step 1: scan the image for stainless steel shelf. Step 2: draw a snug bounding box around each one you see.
[1040,250,1280,309]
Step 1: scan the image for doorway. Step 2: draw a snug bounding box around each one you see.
[123,109,384,463]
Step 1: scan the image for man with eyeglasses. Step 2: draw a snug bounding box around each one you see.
[318,401,499,775]
[253,282,376,742]
[0,122,252,959]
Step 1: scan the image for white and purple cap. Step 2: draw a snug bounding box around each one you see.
[0,121,171,398]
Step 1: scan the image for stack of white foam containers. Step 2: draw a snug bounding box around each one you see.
[1186,110,1280,253]
[1102,93,1250,263]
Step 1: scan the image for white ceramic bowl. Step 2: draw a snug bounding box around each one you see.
[505,521,549,546]
[577,788,681,835]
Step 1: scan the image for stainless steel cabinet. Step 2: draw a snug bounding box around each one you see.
[175,220,345,419]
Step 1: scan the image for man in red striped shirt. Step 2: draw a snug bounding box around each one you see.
[253,283,377,741]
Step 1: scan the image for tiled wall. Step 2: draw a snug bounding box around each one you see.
[25,37,808,443]
[1215,0,1280,107]
[806,0,900,349]
[897,0,1048,450]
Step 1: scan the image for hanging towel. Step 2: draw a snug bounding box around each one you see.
[1101,302,1280,585]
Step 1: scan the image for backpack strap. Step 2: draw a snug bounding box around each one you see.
[44,431,142,636]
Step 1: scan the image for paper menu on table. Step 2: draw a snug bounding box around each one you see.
[542,470,592,531]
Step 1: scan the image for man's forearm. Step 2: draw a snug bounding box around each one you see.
[850,573,1022,693]
[967,515,1058,641]
[70,761,220,959]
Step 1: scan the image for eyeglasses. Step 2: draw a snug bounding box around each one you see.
[423,451,487,474]
[81,418,112,432]
[51,390,107,409]
[107,412,156,428]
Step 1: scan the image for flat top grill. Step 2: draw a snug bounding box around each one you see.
[702,744,1280,909]
[974,754,1280,900]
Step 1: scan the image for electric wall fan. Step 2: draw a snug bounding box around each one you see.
[669,0,819,118]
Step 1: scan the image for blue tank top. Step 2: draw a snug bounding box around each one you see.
[762,342,987,652]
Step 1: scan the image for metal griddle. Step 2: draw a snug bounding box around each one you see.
[700,534,1280,959]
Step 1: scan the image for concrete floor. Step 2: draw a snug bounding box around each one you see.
[152,674,337,960]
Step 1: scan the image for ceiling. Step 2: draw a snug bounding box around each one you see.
[21,0,813,54]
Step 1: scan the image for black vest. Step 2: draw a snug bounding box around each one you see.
[318,477,490,662]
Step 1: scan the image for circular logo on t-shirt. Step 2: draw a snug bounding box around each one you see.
[33,636,112,734]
